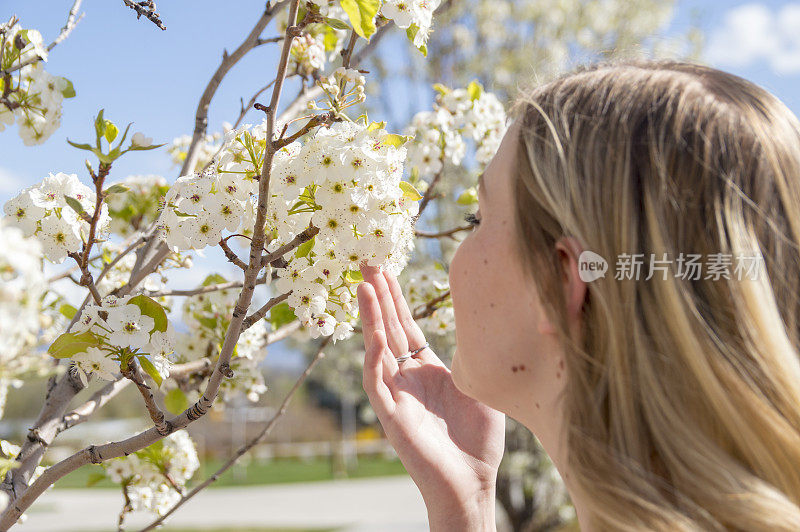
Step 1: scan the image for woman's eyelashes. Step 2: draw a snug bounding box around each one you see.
[464,212,481,228]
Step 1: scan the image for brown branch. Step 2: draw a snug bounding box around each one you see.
[242,292,291,330]
[121,359,170,436]
[267,320,301,344]
[417,164,444,215]
[139,337,331,532]
[415,225,471,239]
[179,0,290,176]
[273,113,334,149]
[121,0,166,30]
[219,238,247,271]
[58,377,131,433]
[260,225,319,268]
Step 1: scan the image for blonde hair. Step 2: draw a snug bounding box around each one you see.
[510,59,800,530]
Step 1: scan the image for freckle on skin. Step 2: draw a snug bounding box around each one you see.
[519,364,525,371]
[556,372,561,379]
[559,360,564,370]
[512,366,518,373]
[490,302,495,308]
[535,402,540,409]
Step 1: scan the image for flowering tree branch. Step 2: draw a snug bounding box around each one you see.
[0,4,308,527]
[0,0,84,76]
[139,336,331,532]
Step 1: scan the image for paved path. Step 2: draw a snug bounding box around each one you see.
[20,476,430,531]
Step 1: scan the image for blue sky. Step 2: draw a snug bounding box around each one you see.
[3,0,800,369]
[2,0,800,198]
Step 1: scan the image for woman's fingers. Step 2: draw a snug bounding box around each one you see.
[382,270,445,368]
[362,329,396,418]
[360,264,409,358]
[357,281,399,377]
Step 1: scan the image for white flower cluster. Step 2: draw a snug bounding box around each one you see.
[3,172,109,263]
[290,33,326,76]
[105,174,169,237]
[104,430,199,521]
[401,263,453,335]
[68,295,174,386]
[167,127,227,173]
[405,83,507,178]
[0,19,74,145]
[381,0,442,50]
[169,284,269,405]
[157,119,419,340]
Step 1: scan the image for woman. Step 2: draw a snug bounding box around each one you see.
[356,59,800,531]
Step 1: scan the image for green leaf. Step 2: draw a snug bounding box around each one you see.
[128,142,167,151]
[137,355,163,387]
[456,186,478,205]
[322,27,339,52]
[325,17,351,30]
[202,273,227,286]
[367,120,385,132]
[48,331,99,359]
[66,138,93,151]
[339,0,379,39]
[467,80,483,101]
[269,302,297,329]
[295,236,316,258]
[399,181,423,201]
[406,24,428,56]
[59,304,77,320]
[104,184,130,195]
[381,133,408,147]
[64,195,85,214]
[193,313,218,330]
[104,122,119,144]
[86,470,107,487]
[344,269,363,283]
[61,78,76,98]
[129,294,168,333]
[164,388,189,415]
[94,109,106,145]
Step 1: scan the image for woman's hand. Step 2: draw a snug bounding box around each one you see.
[357,264,506,529]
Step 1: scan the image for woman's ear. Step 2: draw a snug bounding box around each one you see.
[540,236,588,335]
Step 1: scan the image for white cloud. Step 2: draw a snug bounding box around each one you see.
[0,166,26,196]
[705,3,800,75]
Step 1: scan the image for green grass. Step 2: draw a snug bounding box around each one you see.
[54,454,408,489]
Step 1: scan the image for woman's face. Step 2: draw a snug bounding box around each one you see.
[449,121,578,434]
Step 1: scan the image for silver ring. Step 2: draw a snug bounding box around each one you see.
[395,342,429,364]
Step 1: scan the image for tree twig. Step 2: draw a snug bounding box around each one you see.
[121,0,166,30]
[58,377,131,433]
[260,225,319,267]
[242,292,291,330]
[121,359,170,436]
[138,336,331,532]
[415,225,471,240]
[179,0,290,176]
